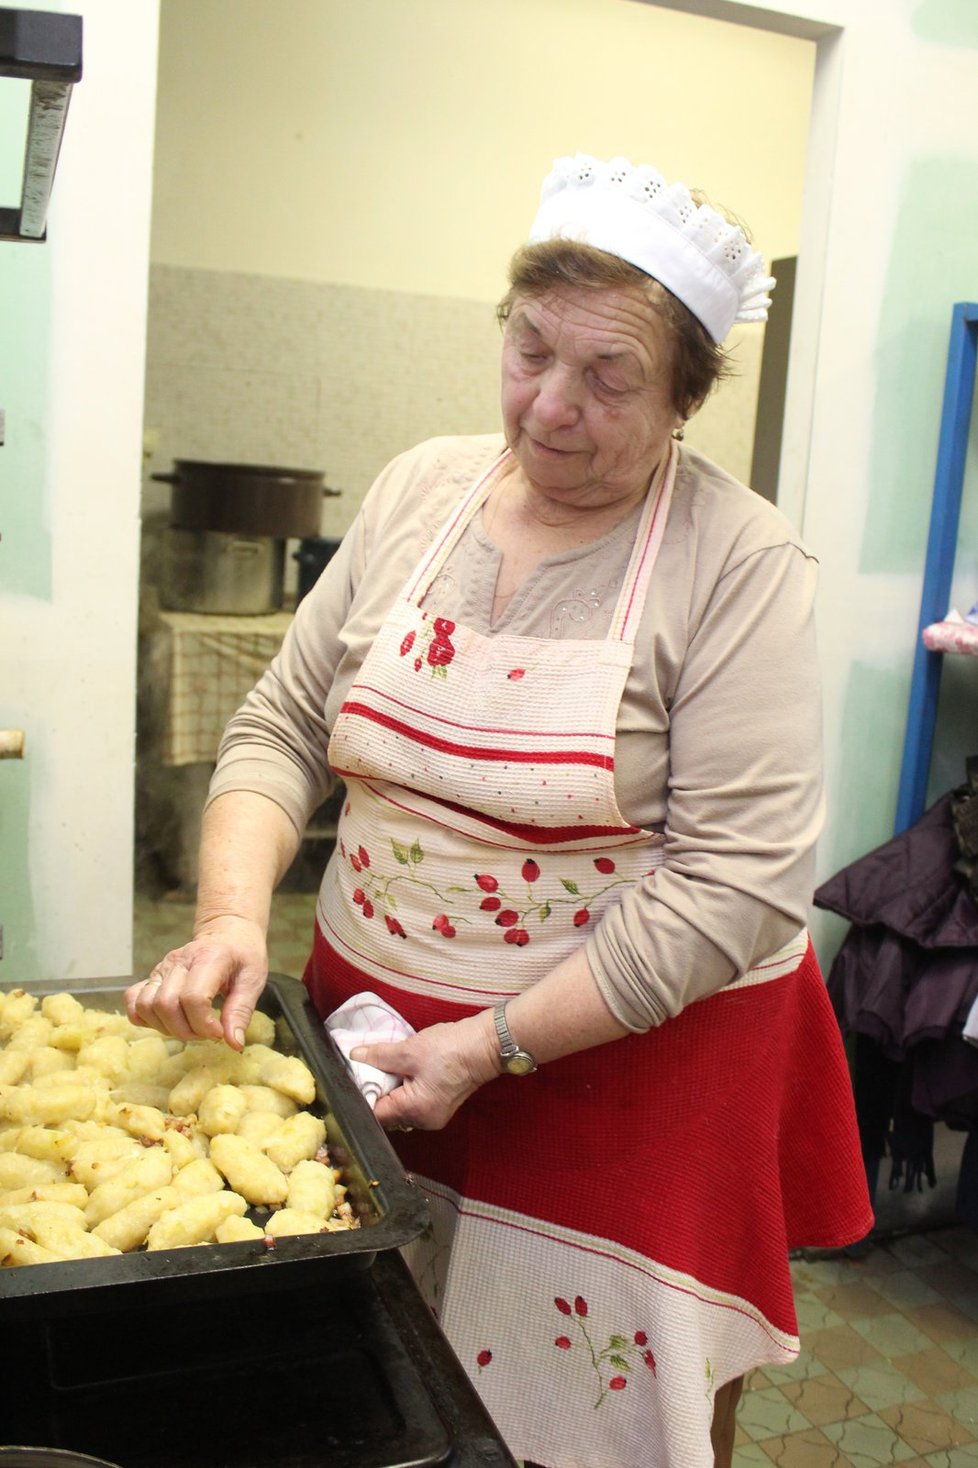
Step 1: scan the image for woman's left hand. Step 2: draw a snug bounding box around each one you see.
[351,1014,500,1133]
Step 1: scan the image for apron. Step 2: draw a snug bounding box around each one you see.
[304,445,872,1468]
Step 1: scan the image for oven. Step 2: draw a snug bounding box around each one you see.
[0,977,517,1468]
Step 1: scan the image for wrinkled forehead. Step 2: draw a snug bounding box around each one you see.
[505,284,675,371]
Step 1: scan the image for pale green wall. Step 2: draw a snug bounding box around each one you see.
[0,0,159,984]
[0,34,53,980]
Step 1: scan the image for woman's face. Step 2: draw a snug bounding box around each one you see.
[500,283,682,508]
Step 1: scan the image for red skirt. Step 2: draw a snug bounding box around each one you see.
[305,929,872,1467]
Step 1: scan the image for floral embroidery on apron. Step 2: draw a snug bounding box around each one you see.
[321,442,677,1004]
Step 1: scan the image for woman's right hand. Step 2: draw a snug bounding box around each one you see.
[124,915,269,1050]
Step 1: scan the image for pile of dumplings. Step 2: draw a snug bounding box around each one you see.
[0,986,359,1268]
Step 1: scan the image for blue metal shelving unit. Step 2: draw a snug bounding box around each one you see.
[893,302,978,835]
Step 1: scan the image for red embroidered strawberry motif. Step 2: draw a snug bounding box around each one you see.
[521,859,541,883]
[432,913,457,938]
[495,910,519,927]
[480,896,501,911]
[573,908,591,927]
[427,639,454,667]
[384,915,406,938]
[594,857,616,874]
[475,874,499,892]
[476,1349,492,1368]
[551,1295,651,1408]
[507,668,525,680]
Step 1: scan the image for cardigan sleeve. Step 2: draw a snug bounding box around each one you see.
[586,535,823,1028]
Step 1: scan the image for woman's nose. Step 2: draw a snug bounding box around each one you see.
[533,367,581,429]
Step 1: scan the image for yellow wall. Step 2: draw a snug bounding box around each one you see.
[150,0,815,302]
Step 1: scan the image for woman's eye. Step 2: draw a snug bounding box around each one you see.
[595,377,628,396]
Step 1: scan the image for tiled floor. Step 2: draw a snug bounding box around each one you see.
[133,893,978,1468]
[735,1229,978,1467]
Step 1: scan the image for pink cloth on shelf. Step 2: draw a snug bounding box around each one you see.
[923,613,978,657]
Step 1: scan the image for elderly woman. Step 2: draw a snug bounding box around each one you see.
[128,155,871,1468]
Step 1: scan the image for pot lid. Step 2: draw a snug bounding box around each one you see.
[171,460,326,482]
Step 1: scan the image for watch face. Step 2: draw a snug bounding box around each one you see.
[505,1050,537,1076]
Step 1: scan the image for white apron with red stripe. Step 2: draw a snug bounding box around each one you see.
[304,444,872,1468]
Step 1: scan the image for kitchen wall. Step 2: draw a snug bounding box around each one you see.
[0,0,158,983]
[143,0,815,527]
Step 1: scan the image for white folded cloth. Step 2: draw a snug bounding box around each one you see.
[324,991,415,1108]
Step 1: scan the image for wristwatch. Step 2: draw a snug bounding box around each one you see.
[493,1001,538,1076]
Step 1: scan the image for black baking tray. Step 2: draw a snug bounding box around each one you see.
[0,974,429,1318]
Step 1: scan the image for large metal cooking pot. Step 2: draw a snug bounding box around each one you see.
[0,1452,122,1467]
[160,527,284,615]
[152,460,339,539]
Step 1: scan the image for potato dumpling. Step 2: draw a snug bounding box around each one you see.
[286,1158,336,1219]
[264,1112,326,1173]
[208,1133,288,1207]
[93,1186,180,1252]
[0,1052,31,1086]
[197,1084,249,1138]
[171,1158,225,1202]
[39,992,86,1026]
[236,1111,285,1148]
[10,1080,97,1128]
[237,1084,297,1119]
[0,1181,89,1209]
[0,1224,60,1267]
[0,1152,64,1192]
[215,1214,265,1244]
[243,1011,276,1048]
[84,1146,173,1228]
[264,1208,329,1238]
[69,1132,145,1190]
[30,1046,76,1081]
[145,1190,247,1251]
[257,1054,316,1106]
[167,1065,230,1118]
[9,1124,76,1164]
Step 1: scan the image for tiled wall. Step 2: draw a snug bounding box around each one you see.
[142,262,764,543]
[142,264,503,541]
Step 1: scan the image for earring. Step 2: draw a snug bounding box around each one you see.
[672,424,685,441]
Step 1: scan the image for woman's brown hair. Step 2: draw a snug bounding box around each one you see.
[497,238,732,421]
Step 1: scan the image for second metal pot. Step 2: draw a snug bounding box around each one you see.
[153,460,332,539]
[159,528,284,615]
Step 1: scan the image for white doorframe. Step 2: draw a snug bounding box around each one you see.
[631,0,845,534]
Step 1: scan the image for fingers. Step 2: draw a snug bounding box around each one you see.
[124,939,264,1046]
[125,953,226,1043]
[349,1040,414,1074]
